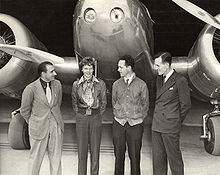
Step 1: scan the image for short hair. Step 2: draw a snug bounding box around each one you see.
[155,52,172,66]
[38,61,53,76]
[119,55,135,71]
[79,56,96,70]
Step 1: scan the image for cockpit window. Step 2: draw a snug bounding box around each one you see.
[84,8,96,23]
[110,8,124,23]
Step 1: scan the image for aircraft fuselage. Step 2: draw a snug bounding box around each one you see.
[73,0,155,89]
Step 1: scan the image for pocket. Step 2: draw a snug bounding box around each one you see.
[29,116,40,130]
[165,114,178,119]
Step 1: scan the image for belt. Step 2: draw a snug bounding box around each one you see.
[77,107,100,116]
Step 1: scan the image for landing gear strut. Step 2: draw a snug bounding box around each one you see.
[201,100,220,155]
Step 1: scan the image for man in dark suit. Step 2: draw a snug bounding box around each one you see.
[152,52,191,175]
[20,61,64,175]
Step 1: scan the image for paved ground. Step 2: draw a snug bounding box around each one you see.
[1,123,220,175]
[0,95,220,175]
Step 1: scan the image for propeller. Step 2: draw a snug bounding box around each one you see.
[172,0,220,30]
[0,44,64,64]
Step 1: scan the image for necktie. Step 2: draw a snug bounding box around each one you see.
[126,79,129,86]
[162,75,166,85]
[46,83,52,103]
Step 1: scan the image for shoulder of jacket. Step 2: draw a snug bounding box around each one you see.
[28,79,38,87]
[55,79,60,83]
[72,79,80,87]
[97,78,105,85]
[23,80,36,93]
[176,73,187,82]
[135,77,147,85]
[54,79,61,85]
[113,78,122,85]
[175,74,188,87]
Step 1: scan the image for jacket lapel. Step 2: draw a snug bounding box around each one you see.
[35,78,50,106]
[50,80,56,107]
[156,71,177,99]
[156,75,163,95]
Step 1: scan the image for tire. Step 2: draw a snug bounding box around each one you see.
[8,113,30,149]
[204,116,220,155]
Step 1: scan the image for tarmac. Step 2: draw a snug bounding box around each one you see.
[1,95,220,175]
[1,123,220,175]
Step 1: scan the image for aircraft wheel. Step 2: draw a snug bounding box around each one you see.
[8,112,30,149]
[204,116,220,155]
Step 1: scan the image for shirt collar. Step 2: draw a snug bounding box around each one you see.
[40,78,51,88]
[164,69,174,82]
[78,75,99,85]
[124,73,136,84]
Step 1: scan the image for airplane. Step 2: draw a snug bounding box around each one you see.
[0,0,220,156]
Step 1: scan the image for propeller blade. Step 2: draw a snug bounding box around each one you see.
[172,0,220,30]
[0,44,64,64]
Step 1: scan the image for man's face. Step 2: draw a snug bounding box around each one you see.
[118,60,129,77]
[42,64,57,82]
[82,65,94,79]
[154,57,169,75]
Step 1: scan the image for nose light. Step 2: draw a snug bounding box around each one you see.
[110,7,124,23]
[84,8,96,23]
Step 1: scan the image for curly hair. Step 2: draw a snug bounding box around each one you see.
[79,56,96,70]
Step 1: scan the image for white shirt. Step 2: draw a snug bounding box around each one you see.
[124,73,135,86]
[164,69,174,83]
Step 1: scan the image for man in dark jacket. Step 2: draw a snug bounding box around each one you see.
[112,55,149,175]
[152,52,191,175]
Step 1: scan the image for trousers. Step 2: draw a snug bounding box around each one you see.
[112,120,144,175]
[28,117,63,175]
[76,113,102,175]
[152,130,184,175]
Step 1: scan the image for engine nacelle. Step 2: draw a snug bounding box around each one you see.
[186,14,220,101]
[0,14,47,98]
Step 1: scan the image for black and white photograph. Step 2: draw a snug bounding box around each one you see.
[0,0,220,174]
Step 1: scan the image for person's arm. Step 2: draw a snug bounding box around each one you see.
[177,77,191,122]
[20,85,34,123]
[71,82,78,114]
[99,80,107,115]
[112,82,118,116]
[58,81,63,107]
[141,82,149,118]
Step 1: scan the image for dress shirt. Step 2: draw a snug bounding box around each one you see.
[164,69,174,83]
[40,78,51,94]
[124,73,135,86]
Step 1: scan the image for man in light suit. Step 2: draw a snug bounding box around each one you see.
[152,52,191,175]
[20,61,64,175]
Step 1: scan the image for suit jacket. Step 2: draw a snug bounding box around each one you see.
[20,78,64,140]
[152,71,191,133]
